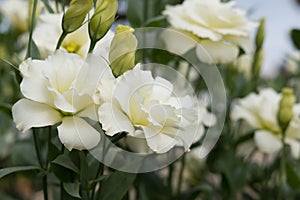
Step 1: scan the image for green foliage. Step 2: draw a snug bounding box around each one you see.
[97,171,137,200]
[0,166,42,179]
[127,0,170,27]
[291,29,300,50]
[63,182,81,198]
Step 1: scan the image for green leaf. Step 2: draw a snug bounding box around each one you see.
[98,171,137,200]
[291,29,300,50]
[127,0,169,27]
[29,40,41,59]
[63,182,81,198]
[143,15,167,27]
[52,154,79,173]
[47,142,61,163]
[286,162,300,189]
[0,166,42,179]
[0,103,12,118]
[127,0,144,27]
[136,173,170,200]
[89,175,109,184]
[40,0,54,13]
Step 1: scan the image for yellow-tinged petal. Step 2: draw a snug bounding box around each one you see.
[196,40,239,64]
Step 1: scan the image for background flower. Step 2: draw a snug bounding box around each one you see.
[0,0,34,32]
[163,0,257,64]
[12,50,114,150]
[30,12,114,58]
[231,88,300,158]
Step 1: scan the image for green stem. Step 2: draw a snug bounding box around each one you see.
[26,0,38,59]
[43,176,48,200]
[32,128,48,200]
[46,126,51,168]
[94,135,107,200]
[32,128,43,167]
[60,145,65,200]
[168,163,174,195]
[92,163,104,200]
[56,31,68,50]
[278,129,286,200]
[88,40,97,54]
[80,151,90,200]
[176,154,186,196]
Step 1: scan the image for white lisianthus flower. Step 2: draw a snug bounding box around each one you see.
[231,88,300,158]
[162,0,257,64]
[32,13,114,58]
[12,50,114,150]
[98,65,215,153]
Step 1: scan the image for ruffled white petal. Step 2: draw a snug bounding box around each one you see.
[143,126,177,153]
[20,59,53,105]
[12,99,61,132]
[254,130,282,154]
[57,116,100,151]
[114,66,154,114]
[98,103,134,136]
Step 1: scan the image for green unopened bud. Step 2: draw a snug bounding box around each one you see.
[255,18,265,50]
[277,88,295,131]
[252,49,263,78]
[109,25,138,77]
[62,0,93,33]
[89,0,118,42]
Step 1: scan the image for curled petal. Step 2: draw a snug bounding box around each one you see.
[143,126,177,153]
[57,116,100,151]
[12,99,61,132]
[98,103,134,136]
[20,60,53,105]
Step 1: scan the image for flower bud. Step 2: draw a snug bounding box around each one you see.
[89,0,118,42]
[109,25,138,77]
[62,0,93,33]
[252,49,263,78]
[255,18,265,50]
[277,88,295,131]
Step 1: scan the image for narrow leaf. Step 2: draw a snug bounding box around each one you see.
[0,166,42,179]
